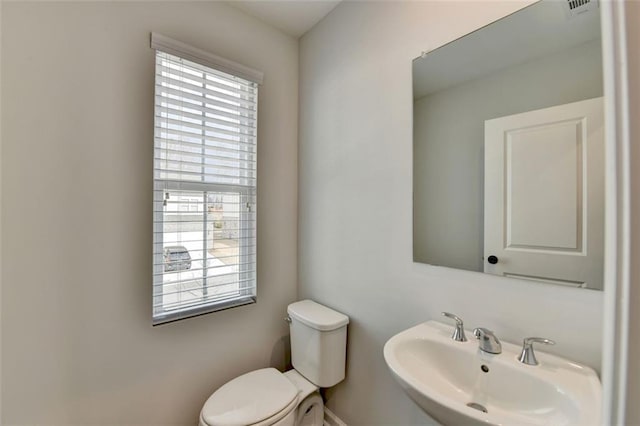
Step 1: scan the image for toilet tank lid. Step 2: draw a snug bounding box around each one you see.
[287,300,349,331]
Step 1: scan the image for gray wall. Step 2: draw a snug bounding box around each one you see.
[299,2,603,424]
[413,39,603,271]
[1,2,298,424]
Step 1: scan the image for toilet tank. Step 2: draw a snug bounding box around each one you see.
[287,300,349,388]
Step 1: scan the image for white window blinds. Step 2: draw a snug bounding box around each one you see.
[151,35,261,325]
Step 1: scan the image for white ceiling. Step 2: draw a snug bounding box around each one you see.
[227,1,341,38]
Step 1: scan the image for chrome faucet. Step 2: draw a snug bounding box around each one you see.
[473,327,502,354]
[441,312,467,342]
[518,337,555,366]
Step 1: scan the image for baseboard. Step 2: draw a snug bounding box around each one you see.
[324,406,347,426]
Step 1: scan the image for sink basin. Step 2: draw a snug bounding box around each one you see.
[383,321,601,426]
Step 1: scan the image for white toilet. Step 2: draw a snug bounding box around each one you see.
[199,300,350,426]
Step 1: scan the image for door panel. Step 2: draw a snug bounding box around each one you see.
[484,97,604,289]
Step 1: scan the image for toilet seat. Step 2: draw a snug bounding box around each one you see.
[200,368,299,426]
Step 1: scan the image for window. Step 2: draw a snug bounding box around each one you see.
[151,34,262,325]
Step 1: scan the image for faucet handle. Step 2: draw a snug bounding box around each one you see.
[518,337,555,366]
[441,312,467,342]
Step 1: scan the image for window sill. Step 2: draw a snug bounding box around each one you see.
[152,295,256,326]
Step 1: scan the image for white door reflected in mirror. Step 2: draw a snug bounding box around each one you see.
[483,97,604,290]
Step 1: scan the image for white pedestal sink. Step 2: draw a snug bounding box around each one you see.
[383,321,601,426]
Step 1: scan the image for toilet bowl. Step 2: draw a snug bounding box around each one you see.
[199,300,349,426]
[295,393,324,426]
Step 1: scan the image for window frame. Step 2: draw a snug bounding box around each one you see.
[151,34,262,325]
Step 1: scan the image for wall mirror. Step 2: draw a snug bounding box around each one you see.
[412,0,604,290]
